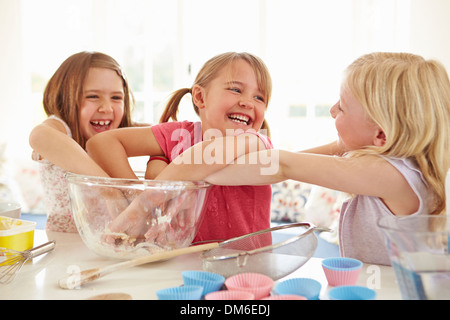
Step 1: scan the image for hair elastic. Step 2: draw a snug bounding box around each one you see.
[147,156,170,165]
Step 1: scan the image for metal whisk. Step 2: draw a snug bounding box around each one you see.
[0,241,56,284]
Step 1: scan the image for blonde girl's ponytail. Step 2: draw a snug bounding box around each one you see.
[260,119,271,138]
[159,88,192,123]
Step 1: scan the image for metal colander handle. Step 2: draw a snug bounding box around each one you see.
[201,222,330,262]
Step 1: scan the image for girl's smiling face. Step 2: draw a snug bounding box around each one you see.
[194,59,267,135]
[330,84,382,151]
[79,67,125,140]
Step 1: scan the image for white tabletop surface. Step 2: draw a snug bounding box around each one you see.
[1,230,401,300]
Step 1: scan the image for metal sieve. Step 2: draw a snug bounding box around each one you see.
[201,222,330,280]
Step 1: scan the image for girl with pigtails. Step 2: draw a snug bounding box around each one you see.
[87,52,274,244]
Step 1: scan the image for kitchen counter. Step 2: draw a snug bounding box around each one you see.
[1,230,401,300]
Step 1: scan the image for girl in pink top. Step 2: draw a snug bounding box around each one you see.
[87,52,273,243]
[205,52,450,265]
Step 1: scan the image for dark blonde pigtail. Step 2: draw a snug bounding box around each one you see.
[159,52,272,139]
[159,88,192,123]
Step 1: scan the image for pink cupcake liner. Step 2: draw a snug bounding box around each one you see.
[225,272,274,300]
[205,290,255,300]
[322,268,361,286]
[322,258,363,286]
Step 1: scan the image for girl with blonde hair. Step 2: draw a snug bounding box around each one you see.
[29,51,140,232]
[87,52,274,243]
[205,52,450,265]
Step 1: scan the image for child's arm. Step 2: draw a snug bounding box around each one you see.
[86,126,164,179]
[207,149,389,192]
[300,141,345,156]
[154,132,268,181]
[145,156,169,179]
[207,149,419,216]
[100,133,269,244]
[29,119,109,177]
[196,140,343,186]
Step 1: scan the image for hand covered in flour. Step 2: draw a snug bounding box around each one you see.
[102,189,167,246]
[80,186,130,228]
[143,189,199,245]
[102,187,199,248]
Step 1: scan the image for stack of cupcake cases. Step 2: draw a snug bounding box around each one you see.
[156,270,325,300]
[321,257,376,300]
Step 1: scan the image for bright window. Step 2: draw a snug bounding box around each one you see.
[21,0,412,152]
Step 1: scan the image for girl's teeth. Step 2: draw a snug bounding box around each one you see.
[91,120,111,126]
[228,114,250,124]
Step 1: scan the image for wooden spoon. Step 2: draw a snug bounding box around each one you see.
[86,292,132,300]
[58,242,219,289]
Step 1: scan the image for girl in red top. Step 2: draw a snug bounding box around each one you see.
[87,52,273,243]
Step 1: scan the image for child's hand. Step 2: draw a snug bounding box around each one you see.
[143,189,199,245]
[102,189,168,246]
[31,150,42,161]
[77,186,130,228]
[102,186,200,249]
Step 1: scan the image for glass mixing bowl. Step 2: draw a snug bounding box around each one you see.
[66,172,211,260]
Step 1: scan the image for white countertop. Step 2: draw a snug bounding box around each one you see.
[1,230,401,300]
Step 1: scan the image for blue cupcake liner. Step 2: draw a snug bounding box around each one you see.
[156,285,203,300]
[328,285,376,300]
[321,257,363,271]
[274,278,322,300]
[182,270,225,295]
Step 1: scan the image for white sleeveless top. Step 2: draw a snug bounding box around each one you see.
[35,116,77,232]
[338,157,433,265]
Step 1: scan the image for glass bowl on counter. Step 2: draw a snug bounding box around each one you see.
[66,172,211,260]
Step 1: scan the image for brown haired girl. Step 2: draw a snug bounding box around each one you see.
[29,51,142,232]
